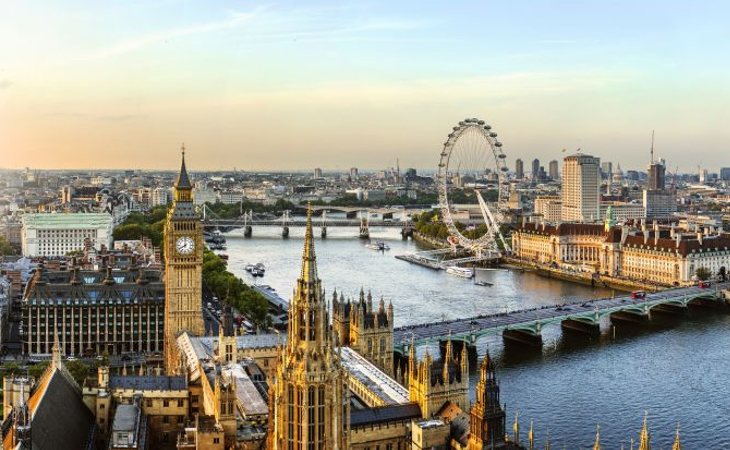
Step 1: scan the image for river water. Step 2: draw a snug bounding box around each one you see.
[223,226,729,449]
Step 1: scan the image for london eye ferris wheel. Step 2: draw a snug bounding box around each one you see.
[436,118,511,255]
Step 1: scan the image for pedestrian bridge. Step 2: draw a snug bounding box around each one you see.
[393,282,730,352]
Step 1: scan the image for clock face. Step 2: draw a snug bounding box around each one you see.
[176,236,195,255]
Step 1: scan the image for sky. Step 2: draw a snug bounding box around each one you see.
[1,0,729,172]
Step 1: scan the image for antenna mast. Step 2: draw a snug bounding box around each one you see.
[650,130,655,164]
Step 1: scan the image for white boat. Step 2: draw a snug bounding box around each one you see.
[366,241,390,251]
[244,264,254,273]
[446,266,474,278]
[255,263,266,273]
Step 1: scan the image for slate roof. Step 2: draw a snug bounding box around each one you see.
[350,403,422,427]
[28,368,97,450]
[109,375,187,391]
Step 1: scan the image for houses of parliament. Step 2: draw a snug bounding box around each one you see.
[1,152,681,450]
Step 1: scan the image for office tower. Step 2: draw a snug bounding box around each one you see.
[601,161,613,179]
[531,158,540,179]
[721,167,730,181]
[549,160,559,180]
[314,167,323,179]
[515,159,524,179]
[561,154,600,222]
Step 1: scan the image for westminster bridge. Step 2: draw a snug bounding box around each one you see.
[393,282,730,353]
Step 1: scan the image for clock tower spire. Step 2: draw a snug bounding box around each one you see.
[164,146,204,374]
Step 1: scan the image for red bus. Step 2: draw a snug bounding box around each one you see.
[631,290,646,299]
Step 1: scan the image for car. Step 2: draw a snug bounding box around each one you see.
[67,356,77,361]
[631,290,646,299]
[698,280,712,289]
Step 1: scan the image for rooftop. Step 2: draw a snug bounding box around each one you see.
[21,212,112,229]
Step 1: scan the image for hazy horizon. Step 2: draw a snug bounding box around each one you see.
[2,1,729,172]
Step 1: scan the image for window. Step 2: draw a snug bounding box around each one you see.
[163,400,169,407]
[213,438,220,444]
[163,416,169,424]
[177,399,183,407]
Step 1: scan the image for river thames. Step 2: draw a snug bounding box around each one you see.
[224,226,730,449]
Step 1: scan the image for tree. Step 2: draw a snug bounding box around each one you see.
[65,360,90,385]
[27,361,50,379]
[696,267,712,281]
[0,236,15,256]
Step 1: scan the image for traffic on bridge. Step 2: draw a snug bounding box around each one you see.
[394,282,730,351]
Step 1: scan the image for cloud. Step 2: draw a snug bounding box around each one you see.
[86,9,261,59]
[0,80,12,89]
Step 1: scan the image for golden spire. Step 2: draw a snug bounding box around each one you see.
[671,424,681,450]
[299,203,317,285]
[593,424,601,450]
[528,420,534,450]
[638,412,651,450]
[513,412,520,445]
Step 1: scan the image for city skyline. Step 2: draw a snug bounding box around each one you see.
[2,1,730,171]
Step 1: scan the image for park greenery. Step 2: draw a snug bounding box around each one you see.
[1,359,96,387]
[696,267,712,281]
[0,236,15,255]
[112,205,168,248]
[204,199,295,218]
[202,250,271,330]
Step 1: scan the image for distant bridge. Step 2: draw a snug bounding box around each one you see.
[393,282,730,352]
[200,204,417,238]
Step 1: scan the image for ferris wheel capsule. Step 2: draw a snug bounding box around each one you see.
[484,125,492,130]
[495,142,502,147]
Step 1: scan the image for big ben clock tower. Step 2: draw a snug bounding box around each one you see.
[164,146,204,374]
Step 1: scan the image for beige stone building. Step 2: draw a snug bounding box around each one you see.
[513,220,730,286]
[164,150,205,374]
[332,288,394,376]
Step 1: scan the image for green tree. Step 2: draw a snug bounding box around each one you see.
[27,361,50,379]
[65,360,90,385]
[696,267,712,281]
[0,236,15,255]
[1,362,22,376]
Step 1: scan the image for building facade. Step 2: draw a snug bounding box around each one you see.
[533,196,562,223]
[514,159,524,180]
[561,154,600,223]
[164,150,205,374]
[548,160,559,180]
[332,288,394,376]
[21,212,113,257]
[22,263,165,356]
[513,220,730,286]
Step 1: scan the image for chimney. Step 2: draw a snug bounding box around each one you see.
[697,232,703,245]
[676,232,681,248]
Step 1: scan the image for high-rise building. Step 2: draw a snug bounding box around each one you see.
[350,167,359,178]
[164,149,205,374]
[515,159,524,179]
[314,168,323,179]
[601,162,613,179]
[531,158,540,179]
[647,163,666,190]
[268,205,348,450]
[699,168,708,184]
[548,160,559,180]
[721,167,730,181]
[561,154,600,222]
